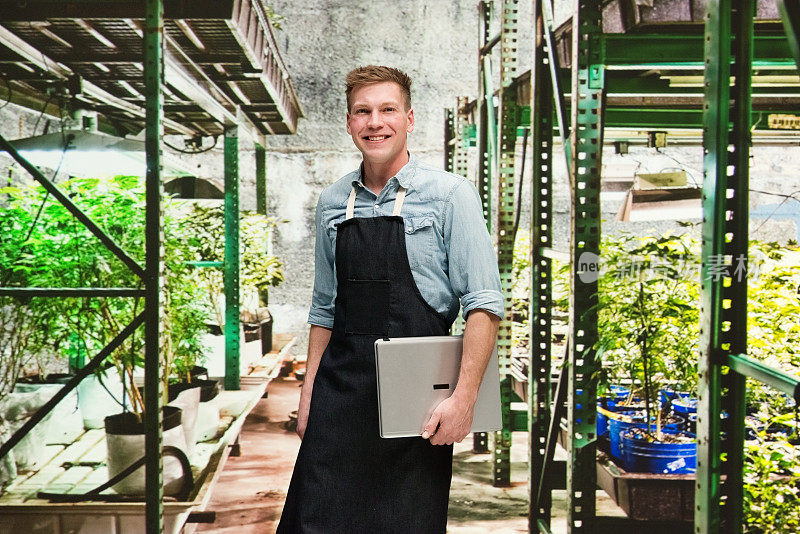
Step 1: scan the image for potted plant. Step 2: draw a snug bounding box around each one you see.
[183,204,284,364]
[1,176,211,493]
[595,232,701,468]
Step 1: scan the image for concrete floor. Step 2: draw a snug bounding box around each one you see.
[196,377,625,534]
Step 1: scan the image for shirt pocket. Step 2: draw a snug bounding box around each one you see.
[403,216,436,269]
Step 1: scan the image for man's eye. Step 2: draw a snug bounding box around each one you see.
[384,107,395,112]
[356,109,368,114]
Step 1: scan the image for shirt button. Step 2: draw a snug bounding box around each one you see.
[374,204,379,209]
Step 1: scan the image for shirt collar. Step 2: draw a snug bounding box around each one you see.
[352,153,418,191]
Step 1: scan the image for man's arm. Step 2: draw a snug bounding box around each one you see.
[422,309,499,445]
[297,324,332,439]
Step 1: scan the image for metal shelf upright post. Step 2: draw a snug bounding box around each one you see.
[478,0,496,229]
[492,0,522,489]
[528,0,555,529]
[144,0,166,530]
[224,122,241,391]
[476,0,497,457]
[696,1,754,531]
[565,1,603,531]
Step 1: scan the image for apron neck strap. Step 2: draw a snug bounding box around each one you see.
[346,187,357,219]
[345,186,408,220]
[392,187,407,216]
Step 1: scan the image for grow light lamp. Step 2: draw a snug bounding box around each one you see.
[6,129,194,178]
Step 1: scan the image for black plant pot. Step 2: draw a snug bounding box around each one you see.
[189,366,209,381]
[260,316,273,354]
[105,405,182,435]
[169,379,219,403]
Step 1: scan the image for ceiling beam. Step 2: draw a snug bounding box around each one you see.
[0,23,195,135]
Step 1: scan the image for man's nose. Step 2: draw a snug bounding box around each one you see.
[367,110,383,128]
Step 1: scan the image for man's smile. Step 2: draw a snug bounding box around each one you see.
[364,135,391,142]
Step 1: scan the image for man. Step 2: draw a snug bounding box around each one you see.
[277,65,502,533]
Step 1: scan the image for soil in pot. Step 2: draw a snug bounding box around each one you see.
[607,412,684,461]
[104,406,188,496]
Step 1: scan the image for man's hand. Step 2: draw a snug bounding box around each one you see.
[421,393,475,445]
[296,389,311,439]
[295,325,332,440]
[421,309,499,446]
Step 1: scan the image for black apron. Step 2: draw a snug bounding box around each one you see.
[277,186,454,533]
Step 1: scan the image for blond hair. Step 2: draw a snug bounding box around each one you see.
[345,65,412,112]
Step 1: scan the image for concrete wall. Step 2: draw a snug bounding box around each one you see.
[261,0,500,349]
[2,1,799,357]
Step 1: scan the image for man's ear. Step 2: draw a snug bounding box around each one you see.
[407,109,414,133]
[346,113,352,135]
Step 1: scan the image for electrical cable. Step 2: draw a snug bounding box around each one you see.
[751,189,800,235]
[32,93,55,136]
[164,135,219,154]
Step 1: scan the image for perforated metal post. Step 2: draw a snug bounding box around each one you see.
[445,107,456,173]
[224,125,241,391]
[566,1,603,531]
[144,0,165,531]
[490,0,520,489]
[455,96,471,182]
[529,0,555,529]
[478,0,494,229]
[697,1,754,532]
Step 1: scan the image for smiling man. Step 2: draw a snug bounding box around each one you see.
[277,65,502,533]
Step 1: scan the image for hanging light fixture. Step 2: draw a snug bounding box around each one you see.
[6,121,195,179]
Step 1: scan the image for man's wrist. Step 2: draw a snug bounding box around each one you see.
[451,385,478,406]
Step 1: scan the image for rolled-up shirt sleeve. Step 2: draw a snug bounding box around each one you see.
[442,180,504,320]
[307,199,336,329]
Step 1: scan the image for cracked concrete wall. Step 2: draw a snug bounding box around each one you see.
[262,0,502,352]
[2,1,798,358]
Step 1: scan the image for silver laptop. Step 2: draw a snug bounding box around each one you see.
[374,335,502,438]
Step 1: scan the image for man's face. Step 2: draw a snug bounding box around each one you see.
[346,82,414,167]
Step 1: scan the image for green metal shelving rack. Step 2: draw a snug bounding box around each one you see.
[0,2,301,532]
[448,0,800,531]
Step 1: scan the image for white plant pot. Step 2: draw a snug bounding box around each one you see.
[167,386,200,457]
[77,367,128,429]
[195,400,221,442]
[13,382,84,444]
[104,406,188,496]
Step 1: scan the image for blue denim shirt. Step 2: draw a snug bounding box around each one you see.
[308,154,503,328]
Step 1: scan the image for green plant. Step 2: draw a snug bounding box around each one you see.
[595,232,700,420]
[183,204,284,328]
[743,437,800,533]
[0,176,210,414]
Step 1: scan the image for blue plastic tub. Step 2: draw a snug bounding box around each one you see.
[621,430,697,474]
[672,397,698,414]
[608,413,683,460]
[597,399,643,438]
[609,385,630,400]
[659,388,692,405]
